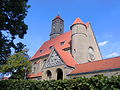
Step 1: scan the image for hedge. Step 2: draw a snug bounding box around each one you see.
[0,75,120,90]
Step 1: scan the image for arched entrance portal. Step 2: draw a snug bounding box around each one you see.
[56,68,63,80]
[46,70,52,80]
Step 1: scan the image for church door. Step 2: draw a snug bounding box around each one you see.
[56,68,63,80]
[46,70,52,80]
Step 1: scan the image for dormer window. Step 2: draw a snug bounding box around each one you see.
[60,41,65,45]
[49,46,53,49]
[40,50,44,53]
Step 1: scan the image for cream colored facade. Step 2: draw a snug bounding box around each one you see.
[42,65,73,80]
[29,16,119,80]
[31,48,74,80]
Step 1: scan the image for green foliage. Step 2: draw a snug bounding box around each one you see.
[0,50,31,79]
[0,0,30,64]
[0,75,120,90]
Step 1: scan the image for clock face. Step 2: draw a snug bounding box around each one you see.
[88,47,95,61]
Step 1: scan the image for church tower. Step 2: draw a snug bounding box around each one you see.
[71,18,102,64]
[50,15,64,39]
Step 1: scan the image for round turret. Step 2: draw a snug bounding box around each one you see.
[71,18,89,64]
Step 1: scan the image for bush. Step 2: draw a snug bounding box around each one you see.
[0,75,120,90]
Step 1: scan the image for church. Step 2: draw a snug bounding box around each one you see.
[28,15,120,80]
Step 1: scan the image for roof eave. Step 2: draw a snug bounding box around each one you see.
[67,68,120,76]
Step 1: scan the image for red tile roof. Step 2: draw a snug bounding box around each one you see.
[35,59,42,64]
[71,17,89,28]
[85,22,90,27]
[72,18,84,25]
[30,31,72,60]
[2,77,9,80]
[69,56,120,75]
[27,73,35,78]
[55,47,78,67]
[36,72,42,77]
[53,15,64,21]
[27,72,42,78]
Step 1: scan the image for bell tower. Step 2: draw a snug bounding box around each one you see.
[50,15,64,39]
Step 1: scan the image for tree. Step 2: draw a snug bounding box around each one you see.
[0,49,31,79]
[0,0,30,64]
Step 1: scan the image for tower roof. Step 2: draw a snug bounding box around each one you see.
[72,17,84,25]
[56,15,61,18]
[53,15,64,21]
[71,18,90,29]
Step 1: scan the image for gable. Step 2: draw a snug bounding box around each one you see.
[43,49,64,68]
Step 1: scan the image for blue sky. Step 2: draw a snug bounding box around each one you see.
[16,0,120,59]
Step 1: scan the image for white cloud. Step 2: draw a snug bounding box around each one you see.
[105,52,119,58]
[98,41,108,46]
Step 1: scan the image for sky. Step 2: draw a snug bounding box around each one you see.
[16,0,120,59]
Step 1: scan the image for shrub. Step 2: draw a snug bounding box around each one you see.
[0,75,120,90]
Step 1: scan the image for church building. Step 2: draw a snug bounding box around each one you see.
[28,16,120,80]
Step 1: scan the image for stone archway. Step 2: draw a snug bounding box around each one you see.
[46,70,52,80]
[56,68,63,80]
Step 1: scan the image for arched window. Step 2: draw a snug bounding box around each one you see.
[60,28,62,33]
[88,47,95,61]
[32,62,37,73]
[56,68,63,80]
[46,70,52,80]
[32,67,36,73]
[89,47,94,54]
